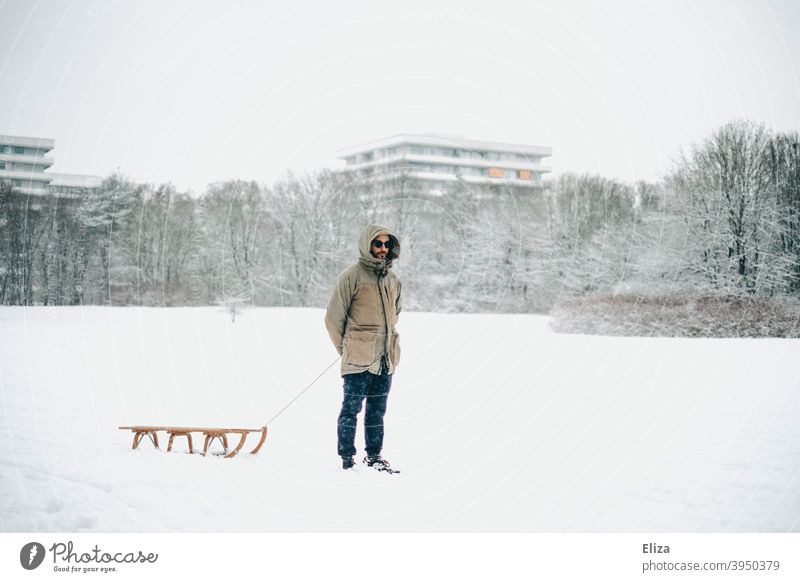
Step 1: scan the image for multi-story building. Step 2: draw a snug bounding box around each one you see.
[0,134,102,198]
[0,135,55,196]
[337,133,551,194]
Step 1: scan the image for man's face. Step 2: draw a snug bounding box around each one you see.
[370,234,391,259]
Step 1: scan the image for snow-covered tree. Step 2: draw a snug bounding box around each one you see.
[672,120,776,294]
[75,173,139,304]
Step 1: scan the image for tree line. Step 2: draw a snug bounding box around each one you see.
[1,119,798,312]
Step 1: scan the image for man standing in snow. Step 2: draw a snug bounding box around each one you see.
[325,224,402,472]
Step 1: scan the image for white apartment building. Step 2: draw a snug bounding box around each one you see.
[0,134,102,198]
[0,135,55,196]
[337,133,551,193]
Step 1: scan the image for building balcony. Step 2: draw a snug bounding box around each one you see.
[407,170,542,186]
[0,135,55,151]
[0,153,55,168]
[337,133,552,160]
[0,170,53,184]
[342,153,550,174]
[7,185,51,197]
[347,169,544,188]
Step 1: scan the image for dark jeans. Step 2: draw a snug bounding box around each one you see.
[337,359,393,458]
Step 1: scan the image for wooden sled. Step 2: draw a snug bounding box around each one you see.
[119,425,268,458]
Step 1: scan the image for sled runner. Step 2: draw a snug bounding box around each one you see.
[118,425,268,458]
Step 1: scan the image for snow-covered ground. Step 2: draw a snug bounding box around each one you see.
[1,306,798,532]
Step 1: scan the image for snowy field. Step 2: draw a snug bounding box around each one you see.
[1,306,798,532]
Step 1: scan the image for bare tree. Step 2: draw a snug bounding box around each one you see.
[0,184,50,304]
[269,170,355,307]
[769,132,800,293]
[200,180,270,305]
[672,120,776,294]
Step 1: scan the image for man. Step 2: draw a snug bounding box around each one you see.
[325,224,402,472]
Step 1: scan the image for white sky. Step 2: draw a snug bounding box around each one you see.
[1,0,798,193]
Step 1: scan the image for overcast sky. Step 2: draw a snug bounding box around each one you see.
[1,0,798,193]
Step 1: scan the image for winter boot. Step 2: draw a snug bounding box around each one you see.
[363,455,399,473]
[342,456,355,470]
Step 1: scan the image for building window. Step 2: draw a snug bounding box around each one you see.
[488,167,505,178]
[13,179,22,187]
[14,146,24,154]
[0,161,5,170]
[517,170,532,180]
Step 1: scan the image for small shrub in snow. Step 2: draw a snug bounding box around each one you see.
[216,295,249,322]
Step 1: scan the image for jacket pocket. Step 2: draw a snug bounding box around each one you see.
[343,329,376,366]
[389,331,401,367]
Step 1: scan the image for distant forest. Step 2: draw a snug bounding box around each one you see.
[2,120,799,325]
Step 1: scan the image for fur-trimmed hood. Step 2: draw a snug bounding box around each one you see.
[357,223,400,276]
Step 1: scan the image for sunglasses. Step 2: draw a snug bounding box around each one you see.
[372,239,394,249]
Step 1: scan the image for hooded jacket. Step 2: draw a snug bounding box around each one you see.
[325,224,402,376]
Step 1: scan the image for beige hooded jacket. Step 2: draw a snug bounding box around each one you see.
[324,224,402,376]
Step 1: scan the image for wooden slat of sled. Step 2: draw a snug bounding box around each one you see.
[120,425,261,433]
[119,425,268,458]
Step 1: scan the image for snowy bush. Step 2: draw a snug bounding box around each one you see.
[550,294,800,337]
